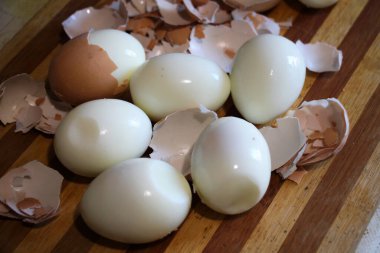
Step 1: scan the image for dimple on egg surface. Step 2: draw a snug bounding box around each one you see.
[54,99,152,177]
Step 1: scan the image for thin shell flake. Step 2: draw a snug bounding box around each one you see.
[0,161,64,224]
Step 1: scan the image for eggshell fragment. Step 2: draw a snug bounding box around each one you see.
[80,158,192,244]
[156,0,196,25]
[149,107,217,176]
[183,0,231,24]
[231,9,280,35]
[189,20,256,73]
[62,7,127,39]
[287,98,349,165]
[147,41,190,58]
[259,117,307,172]
[296,40,343,72]
[223,0,281,12]
[0,73,45,125]
[0,160,63,224]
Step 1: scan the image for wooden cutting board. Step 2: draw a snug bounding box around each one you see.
[0,0,379,252]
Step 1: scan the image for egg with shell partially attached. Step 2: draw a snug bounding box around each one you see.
[48,29,145,106]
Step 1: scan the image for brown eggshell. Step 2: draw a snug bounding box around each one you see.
[48,33,122,106]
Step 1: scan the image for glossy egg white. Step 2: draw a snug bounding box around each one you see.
[80,158,192,244]
[231,34,306,124]
[298,0,337,8]
[130,53,231,121]
[54,99,152,177]
[191,117,271,215]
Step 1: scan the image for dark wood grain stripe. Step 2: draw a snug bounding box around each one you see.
[303,0,380,101]
[51,216,99,253]
[0,129,38,176]
[0,0,101,80]
[202,5,332,252]
[279,82,380,253]
[203,176,282,253]
[0,220,35,253]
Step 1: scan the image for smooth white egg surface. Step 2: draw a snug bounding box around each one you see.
[88,29,146,85]
[191,117,271,215]
[130,53,231,121]
[298,0,337,8]
[54,99,152,177]
[231,34,306,124]
[80,158,192,244]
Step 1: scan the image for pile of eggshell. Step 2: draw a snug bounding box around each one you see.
[0,0,349,245]
[0,161,63,223]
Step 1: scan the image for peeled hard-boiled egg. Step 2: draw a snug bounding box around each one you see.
[231,34,306,124]
[48,29,145,105]
[191,117,271,215]
[298,0,338,8]
[54,99,152,177]
[80,158,192,244]
[130,53,231,121]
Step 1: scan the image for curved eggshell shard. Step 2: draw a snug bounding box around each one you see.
[259,117,307,171]
[287,98,349,165]
[0,160,63,224]
[183,0,231,24]
[223,0,281,12]
[189,20,256,73]
[231,9,280,35]
[62,7,127,39]
[147,41,190,59]
[296,40,343,73]
[149,106,218,176]
[0,73,45,125]
[156,0,196,25]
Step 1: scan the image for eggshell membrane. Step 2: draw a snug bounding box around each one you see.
[231,34,306,124]
[191,117,271,215]
[80,158,192,244]
[48,29,145,106]
[130,53,231,121]
[54,99,152,177]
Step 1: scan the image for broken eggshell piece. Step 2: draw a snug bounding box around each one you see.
[287,98,349,165]
[0,74,70,134]
[0,160,63,224]
[149,106,218,176]
[62,6,128,39]
[259,117,307,173]
[223,0,281,12]
[0,73,45,125]
[296,40,343,73]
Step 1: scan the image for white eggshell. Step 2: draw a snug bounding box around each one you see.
[54,99,152,177]
[130,53,231,121]
[298,0,337,8]
[191,117,271,215]
[80,158,192,244]
[231,34,306,124]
